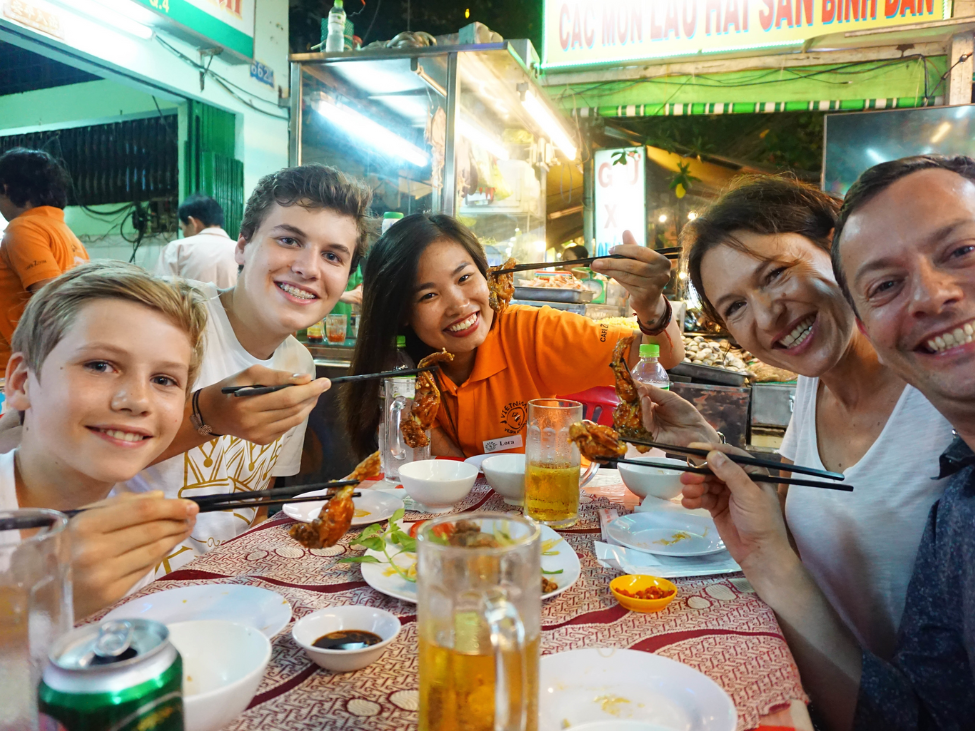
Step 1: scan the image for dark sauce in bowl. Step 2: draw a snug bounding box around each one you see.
[313,630,383,651]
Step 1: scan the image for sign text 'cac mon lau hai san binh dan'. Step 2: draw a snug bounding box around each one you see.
[542,0,949,68]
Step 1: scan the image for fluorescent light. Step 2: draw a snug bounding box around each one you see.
[658,214,667,223]
[521,89,577,160]
[930,122,951,144]
[315,99,429,167]
[51,0,154,38]
[865,148,885,164]
[458,117,508,160]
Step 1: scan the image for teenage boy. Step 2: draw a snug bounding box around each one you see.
[679,156,975,729]
[2,261,207,618]
[122,164,373,576]
[154,193,237,287]
[0,148,89,377]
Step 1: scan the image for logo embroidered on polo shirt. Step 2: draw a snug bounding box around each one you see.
[500,401,528,434]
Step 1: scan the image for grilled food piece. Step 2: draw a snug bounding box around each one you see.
[488,258,516,315]
[401,349,455,449]
[568,420,626,462]
[347,451,381,483]
[610,335,651,452]
[290,484,356,549]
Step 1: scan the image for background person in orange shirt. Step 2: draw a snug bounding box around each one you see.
[345,214,683,459]
[0,148,89,378]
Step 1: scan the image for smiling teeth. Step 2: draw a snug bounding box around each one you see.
[448,313,477,332]
[926,322,975,353]
[778,316,815,349]
[278,283,315,300]
[102,429,147,442]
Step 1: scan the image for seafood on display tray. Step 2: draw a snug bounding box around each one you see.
[518,273,588,291]
[681,334,797,382]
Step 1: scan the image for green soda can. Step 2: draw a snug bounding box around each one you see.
[38,619,183,731]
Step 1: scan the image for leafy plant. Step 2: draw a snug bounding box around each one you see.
[338,508,418,583]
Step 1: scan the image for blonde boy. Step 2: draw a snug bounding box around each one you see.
[3,261,207,618]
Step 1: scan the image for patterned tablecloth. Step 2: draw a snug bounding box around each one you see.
[90,475,811,731]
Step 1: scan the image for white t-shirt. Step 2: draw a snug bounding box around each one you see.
[780,375,954,660]
[153,228,238,288]
[118,282,314,578]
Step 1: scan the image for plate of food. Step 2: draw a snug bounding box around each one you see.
[348,518,580,603]
[539,648,736,731]
[283,489,405,527]
[606,512,725,557]
[103,585,292,639]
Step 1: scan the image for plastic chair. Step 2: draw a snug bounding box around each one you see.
[558,386,619,427]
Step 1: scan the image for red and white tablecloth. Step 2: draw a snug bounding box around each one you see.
[90,476,811,731]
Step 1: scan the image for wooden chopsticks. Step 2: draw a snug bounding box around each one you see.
[221,366,439,397]
[490,247,682,277]
[621,437,845,482]
[597,456,853,491]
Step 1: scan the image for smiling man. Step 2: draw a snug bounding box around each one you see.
[120,164,373,575]
[676,155,975,731]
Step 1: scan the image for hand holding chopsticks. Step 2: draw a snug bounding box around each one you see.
[490,248,681,277]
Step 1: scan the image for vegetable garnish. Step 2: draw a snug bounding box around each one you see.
[339,508,418,583]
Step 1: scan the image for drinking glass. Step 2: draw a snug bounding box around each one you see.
[0,509,73,731]
[378,377,430,483]
[325,314,347,343]
[524,399,596,529]
[417,512,540,731]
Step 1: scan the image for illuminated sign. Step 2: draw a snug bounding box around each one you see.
[594,148,647,256]
[134,0,255,59]
[543,0,949,68]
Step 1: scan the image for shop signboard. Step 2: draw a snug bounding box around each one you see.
[594,147,646,256]
[543,0,950,68]
[2,0,64,39]
[134,0,255,60]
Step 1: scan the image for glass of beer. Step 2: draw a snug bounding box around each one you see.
[525,399,595,528]
[417,512,541,731]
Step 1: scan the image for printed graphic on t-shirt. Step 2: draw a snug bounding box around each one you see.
[500,401,528,434]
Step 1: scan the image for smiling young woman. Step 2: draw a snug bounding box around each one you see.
[343,214,683,461]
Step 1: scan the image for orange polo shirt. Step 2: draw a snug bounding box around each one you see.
[0,207,89,376]
[435,305,633,458]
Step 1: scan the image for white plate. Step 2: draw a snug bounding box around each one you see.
[103,585,292,639]
[283,489,405,526]
[539,648,737,731]
[359,524,580,603]
[606,512,725,557]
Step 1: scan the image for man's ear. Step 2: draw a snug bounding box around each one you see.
[234,236,248,268]
[5,353,32,411]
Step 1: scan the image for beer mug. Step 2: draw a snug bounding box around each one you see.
[417,512,540,731]
[524,399,597,529]
[378,377,430,483]
[0,509,72,731]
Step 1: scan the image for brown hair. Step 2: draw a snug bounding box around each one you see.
[12,261,208,387]
[682,175,840,325]
[239,164,374,270]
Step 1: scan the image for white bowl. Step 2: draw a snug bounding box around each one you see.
[292,605,401,672]
[399,460,478,512]
[482,454,526,505]
[618,457,686,500]
[167,620,271,731]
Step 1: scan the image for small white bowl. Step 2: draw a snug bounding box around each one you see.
[399,459,478,512]
[292,605,401,673]
[618,457,686,501]
[482,454,526,505]
[167,620,271,731]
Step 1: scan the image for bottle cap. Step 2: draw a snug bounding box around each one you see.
[639,343,660,358]
[396,335,406,348]
[333,0,343,7]
[383,212,404,220]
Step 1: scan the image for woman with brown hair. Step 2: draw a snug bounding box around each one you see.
[643,176,954,661]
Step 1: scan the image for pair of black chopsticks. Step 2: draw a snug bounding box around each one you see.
[221,365,439,397]
[491,248,682,277]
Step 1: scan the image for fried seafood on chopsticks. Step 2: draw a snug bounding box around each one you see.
[401,349,455,449]
[568,420,626,462]
[611,335,652,452]
[488,258,516,315]
[289,451,382,549]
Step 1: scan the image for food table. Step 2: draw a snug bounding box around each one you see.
[88,473,812,731]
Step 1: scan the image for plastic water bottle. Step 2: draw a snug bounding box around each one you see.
[382,212,404,235]
[325,0,346,52]
[631,343,670,390]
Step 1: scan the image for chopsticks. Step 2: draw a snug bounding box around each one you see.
[490,248,683,276]
[621,437,845,482]
[221,365,439,396]
[597,456,853,491]
[62,491,362,517]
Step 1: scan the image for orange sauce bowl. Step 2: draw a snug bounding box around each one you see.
[610,575,678,613]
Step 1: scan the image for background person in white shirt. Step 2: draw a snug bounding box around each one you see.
[154,194,238,288]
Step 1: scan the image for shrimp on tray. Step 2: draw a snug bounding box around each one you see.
[289,451,382,549]
[611,335,652,452]
[488,258,516,316]
[401,349,455,449]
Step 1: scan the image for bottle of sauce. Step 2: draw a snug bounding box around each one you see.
[307,320,325,344]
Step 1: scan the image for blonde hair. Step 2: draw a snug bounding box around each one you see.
[12,261,208,387]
